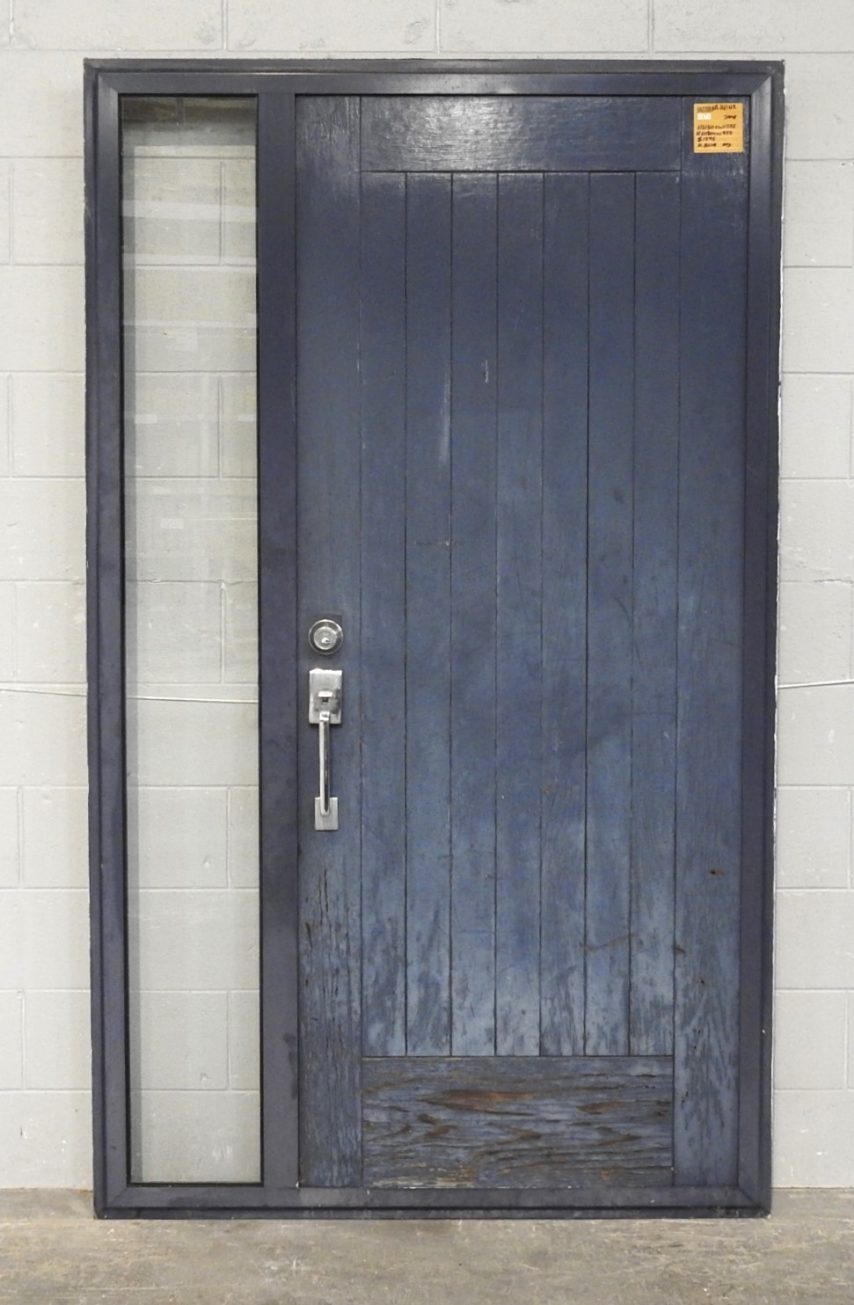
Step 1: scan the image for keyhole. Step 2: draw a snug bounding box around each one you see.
[308,618,344,656]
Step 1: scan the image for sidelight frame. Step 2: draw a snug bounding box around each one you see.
[86,59,782,1219]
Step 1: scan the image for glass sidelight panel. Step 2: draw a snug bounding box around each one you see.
[121,98,260,1183]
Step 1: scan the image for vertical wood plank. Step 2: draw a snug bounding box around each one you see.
[360,172,407,1057]
[450,173,498,1056]
[584,172,635,1057]
[405,172,452,1055]
[296,96,362,1186]
[495,173,543,1055]
[630,171,680,1055]
[540,173,589,1056]
[674,105,748,1186]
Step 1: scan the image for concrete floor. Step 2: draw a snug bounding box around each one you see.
[0,1191,852,1304]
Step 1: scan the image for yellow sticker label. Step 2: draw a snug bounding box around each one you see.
[693,102,744,153]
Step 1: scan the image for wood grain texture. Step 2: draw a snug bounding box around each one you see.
[630,171,680,1056]
[363,1056,673,1189]
[362,97,681,173]
[405,173,453,1056]
[449,173,498,1056]
[584,172,635,1057]
[360,171,407,1058]
[674,110,748,1186]
[540,173,589,1057]
[495,173,543,1056]
[292,91,757,1199]
[295,96,363,1186]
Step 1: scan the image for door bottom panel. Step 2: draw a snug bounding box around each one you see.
[362,1057,673,1189]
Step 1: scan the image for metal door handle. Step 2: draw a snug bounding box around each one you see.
[309,668,342,830]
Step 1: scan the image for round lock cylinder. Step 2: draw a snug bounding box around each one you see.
[308,618,344,655]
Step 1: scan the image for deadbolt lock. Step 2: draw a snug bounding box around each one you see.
[308,618,344,656]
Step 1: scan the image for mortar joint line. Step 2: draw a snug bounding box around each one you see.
[3,678,854,700]
[0,686,260,704]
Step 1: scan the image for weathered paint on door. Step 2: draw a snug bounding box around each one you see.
[295,94,748,1195]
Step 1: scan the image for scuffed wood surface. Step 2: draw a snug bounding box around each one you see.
[629,170,680,1056]
[363,1057,673,1189]
[539,172,589,1058]
[448,173,498,1055]
[296,95,363,1187]
[673,120,748,1188]
[362,97,680,173]
[584,172,635,1056]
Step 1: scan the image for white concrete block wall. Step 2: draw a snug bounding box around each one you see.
[0,0,851,1189]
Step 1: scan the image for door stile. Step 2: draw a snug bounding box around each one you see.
[295,96,364,1187]
[673,97,750,1187]
[257,90,300,1190]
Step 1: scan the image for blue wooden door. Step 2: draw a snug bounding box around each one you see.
[295,93,750,1198]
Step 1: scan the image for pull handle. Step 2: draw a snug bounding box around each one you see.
[316,704,334,821]
[309,668,342,831]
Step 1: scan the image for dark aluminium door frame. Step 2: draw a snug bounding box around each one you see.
[85,59,782,1219]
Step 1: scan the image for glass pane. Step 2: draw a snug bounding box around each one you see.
[122,97,260,1184]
